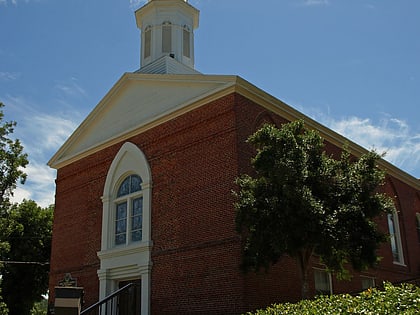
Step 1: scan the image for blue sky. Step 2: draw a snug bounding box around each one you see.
[1,0,419,207]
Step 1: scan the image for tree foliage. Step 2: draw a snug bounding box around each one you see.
[0,102,28,209]
[0,102,28,257]
[0,200,53,315]
[30,298,47,315]
[0,103,51,315]
[235,120,395,298]
[0,286,7,315]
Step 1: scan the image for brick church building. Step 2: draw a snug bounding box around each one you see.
[48,0,420,314]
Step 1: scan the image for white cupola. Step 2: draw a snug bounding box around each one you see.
[135,0,200,74]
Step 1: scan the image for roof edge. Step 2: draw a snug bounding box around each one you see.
[49,74,419,190]
[48,73,239,169]
[233,77,420,190]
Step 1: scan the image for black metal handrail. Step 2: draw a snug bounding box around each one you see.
[80,282,134,315]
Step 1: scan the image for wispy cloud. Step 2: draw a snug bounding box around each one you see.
[0,0,18,5]
[10,114,77,207]
[364,3,376,10]
[328,116,420,173]
[12,161,57,207]
[0,72,20,81]
[0,0,43,5]
[302,0,329,7]
[54,78,87,98]
[2,94,79,207]
[306,110,420,177]
[1,73,89,207]
[20,114,77,154]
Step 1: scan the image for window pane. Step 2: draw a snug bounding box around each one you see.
[116,218,127,234]
[115,175,143,246]
[132,216,142,230]
[416,213,420,242]
[314,270,331,295]
[117,178,130,197]
[115,202,127,245]
[130,175,142,193]
[131,197,143,242]
[361,277,375,290]
[116,203,127,220]
[131,230,142,242]
[387,213,400,261]
[118,175,142,197]
[132,197,143,216]
[115,233,126,245]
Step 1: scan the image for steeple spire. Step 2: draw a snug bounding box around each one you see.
[135,0,200,74]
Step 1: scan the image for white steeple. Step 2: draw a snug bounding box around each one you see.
[135,0,200,74]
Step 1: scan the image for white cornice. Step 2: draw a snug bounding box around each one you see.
[48,73,420,190]
[233,77,420,189]
[48,73,237,169]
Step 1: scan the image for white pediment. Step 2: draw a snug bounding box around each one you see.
[49,73,237,169]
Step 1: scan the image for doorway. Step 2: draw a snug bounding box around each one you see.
[118,279,141,315]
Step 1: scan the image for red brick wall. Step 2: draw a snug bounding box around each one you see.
[48,145,118,305]
[49,91,420,314]
[49,93,247,313]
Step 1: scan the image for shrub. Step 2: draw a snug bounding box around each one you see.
[245,282,420,315]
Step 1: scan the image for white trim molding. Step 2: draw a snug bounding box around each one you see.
[98,142,152,315]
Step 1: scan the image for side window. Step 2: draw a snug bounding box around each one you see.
[361,276,375,290]
[183,25,191,58]
[416,213,420,243]
[314,269,332,295]
[144,26,152,59]
[162,21,172,53]
[114,175,143,246]
[387,212,404,264]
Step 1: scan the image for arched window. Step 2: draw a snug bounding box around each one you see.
[387,211,404,264]
[100,142,152,250]
[144,26,152,59]
[162,21,172,53]
[115,174,143,245]
[416,213,420,242]
[183,25,191,58]
[98,142,152,314]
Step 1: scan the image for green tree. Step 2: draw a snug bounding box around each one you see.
[1,200,53,315]
[0,284,8,315]
[30,297,48,315]
[0,102,27,315]
[0,102,28,208]
[235,120,394,299]
[0,102,28,257]
[0,103,50,315]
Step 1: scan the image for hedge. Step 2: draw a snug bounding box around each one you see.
[246,282,420,315]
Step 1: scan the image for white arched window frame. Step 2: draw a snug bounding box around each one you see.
[100,142,152,249]
[97,142,152,315]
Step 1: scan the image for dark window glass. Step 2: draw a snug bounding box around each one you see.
[144,27,151,58]
[162,22,172,53]
[183,27,190,58]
